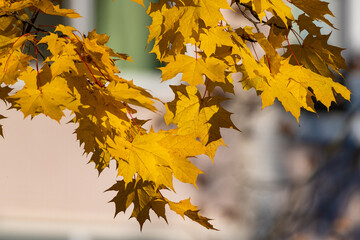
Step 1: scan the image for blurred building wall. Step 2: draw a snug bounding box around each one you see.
[65,0,157,71]
[95,0,158,70]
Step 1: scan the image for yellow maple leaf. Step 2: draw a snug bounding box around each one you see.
[161,55,228,86]
[0,115,5,137]
[107,179,216,230]
[0,85,11,137]
[108,179,167,229]
[291,0,335,28]
[284,34,347,78]
[168,198,217,230]
[0,0,80,18]
[280,61,350,109]
[0,16,23,50]
[11,67,76,122]
[158,132,205,186]
[131,0,145,7]
[0,33,35,84]
[81,29,131,81]
[241,57,351,121]
[108,129,204,188]
[36,0,81,18]
[182,0,232,27]
[147,0,231,57]
[240,0,294,27]
[0,50,32,85]
[38,33,79,77]
[113,0,145,7]
[164,85,235,159]
[199,27,234,56]
[106,81,156,112]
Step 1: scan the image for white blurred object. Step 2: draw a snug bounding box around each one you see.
[347,0,360,51]
[66,0,95,33]
[68,230,92,240]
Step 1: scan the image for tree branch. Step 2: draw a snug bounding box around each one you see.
[24,10,40,34]
[234,1,288,30]
[10,12,48,33]
[236,2,260,33]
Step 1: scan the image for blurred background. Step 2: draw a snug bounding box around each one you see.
[0,0,360,239]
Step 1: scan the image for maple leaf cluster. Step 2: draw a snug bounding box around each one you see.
[0,0,350,230]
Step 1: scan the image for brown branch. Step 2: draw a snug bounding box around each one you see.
[239,2,260,21]
[9,12,49,34]
[0,14,12,18]
[239,34,257,43]
[24,10,40,34]
[236,2,260,33]
[234,1,288,30]
[263,20,288,30]
[29,41,46,60]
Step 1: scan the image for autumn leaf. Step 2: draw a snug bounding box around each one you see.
[284,33,347,78]
[38,33,79,77]
[0,116,4,137]
[158,131,205,186]
[160,54,228,86]
[241,58,351,121]
[199,27,234,56]
[10,66,76,122]
[237,0,294,27]
[0,86,11,137]
[131,0,145,7]
[108,131,175,189]
[164,85,238,159]
[0,85,11,102]
[108,179,168,229]
[291,0,335,28]
[0,16,23,50]
[0,0,81,18]
[107,179,217,230]
[108,129,204,188]
[168,198,217,230]
[0,33,34,84]
[147,0,231,57]
[106,81,156,112]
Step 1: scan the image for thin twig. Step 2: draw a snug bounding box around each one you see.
[29,41,46,60]
[11,12,48,33]
[24,10,40,34]
[240,34,257,43]
[238,2,260,21]
[234,1,288,30]
[236,2,260,33]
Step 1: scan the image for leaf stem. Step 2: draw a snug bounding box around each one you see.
[91,56,110,82]
[237,2,260,33]
[250,42,259,62]
[128,111,143,135]
[195,45,198,60]
[29,41,46,60]
[291,29,303,45]
[202,84,208,99]
[71,33,107,86]
[266,55,271,73]
[74,49,104,88]
[286,33,301,66]
[34,38,42,93]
